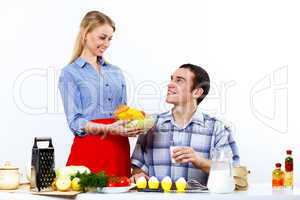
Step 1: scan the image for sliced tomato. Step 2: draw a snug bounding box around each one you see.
[107,182,119,187]
[118,177,130,186]
[107,176,130,187]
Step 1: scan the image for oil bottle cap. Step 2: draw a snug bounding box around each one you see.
[286,150,292,155]
[275,163,281,168]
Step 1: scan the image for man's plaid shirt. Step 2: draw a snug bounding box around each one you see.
[131,108,240,185]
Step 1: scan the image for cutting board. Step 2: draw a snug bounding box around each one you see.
[0,183,81,198]
[31,190,81,198]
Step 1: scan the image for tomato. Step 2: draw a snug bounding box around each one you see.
[107,176,130,187]
[107,177,119,187]
[118,177,131,186]
[107,182,119,187]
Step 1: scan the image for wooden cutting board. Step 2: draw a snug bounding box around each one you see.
[0,183,81,198]
[31,190,81,198]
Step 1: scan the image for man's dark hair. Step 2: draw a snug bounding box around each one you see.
[179,64,210,105]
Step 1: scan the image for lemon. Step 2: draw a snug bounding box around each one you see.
[71,177,81,191]
[136,176,147,189]
[56,176,71,191]
[127,108,145,120]
[161,176,172,192]
[148,176,159,189]
[117,112,129,120]
[175,177,187,192]
[51,179,57,191]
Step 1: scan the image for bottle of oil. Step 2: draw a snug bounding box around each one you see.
[284,150,293,189]
[272,163,284,189]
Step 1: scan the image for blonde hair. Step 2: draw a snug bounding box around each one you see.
[69,11,115,64]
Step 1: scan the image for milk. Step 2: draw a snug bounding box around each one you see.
[207,169,235,193]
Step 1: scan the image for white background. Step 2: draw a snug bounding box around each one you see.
[0,0,299,186]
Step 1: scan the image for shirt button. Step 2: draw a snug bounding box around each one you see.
[108,98,112,101]
[109,112,113,116]
[105,83,109,87]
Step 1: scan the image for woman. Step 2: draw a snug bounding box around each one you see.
[59,11,141,177]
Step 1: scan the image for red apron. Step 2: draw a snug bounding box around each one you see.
[66,118,131,177]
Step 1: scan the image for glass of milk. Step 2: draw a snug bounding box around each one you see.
[169,145,177,163]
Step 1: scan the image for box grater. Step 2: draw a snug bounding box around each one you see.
[30,137,56,192]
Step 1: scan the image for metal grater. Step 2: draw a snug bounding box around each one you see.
[30,137,56,192]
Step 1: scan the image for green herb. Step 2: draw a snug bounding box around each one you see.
[72,171,107,192]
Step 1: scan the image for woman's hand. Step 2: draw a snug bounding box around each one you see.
[105,120,143,138]
[85,120,143,138]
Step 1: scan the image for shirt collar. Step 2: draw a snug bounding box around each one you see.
[190,107,205,126]
[159,110,172,124]
[75,57,107,68]
[74,57,86,68]
[98,57,106,66]
[159,106,205,127]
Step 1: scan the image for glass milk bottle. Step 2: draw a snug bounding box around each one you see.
[207,149,235,193]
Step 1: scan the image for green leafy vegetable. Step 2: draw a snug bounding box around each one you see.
[72,171,107,192]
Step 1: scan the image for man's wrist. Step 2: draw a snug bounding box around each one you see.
[132,167,146,176]
[194,156,208,169]
[194,157,211,173]
[193,157,203,169]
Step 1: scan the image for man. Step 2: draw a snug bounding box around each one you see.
[130,64,240,185]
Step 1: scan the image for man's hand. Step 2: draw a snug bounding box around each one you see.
[172,146,199,164]
[172,146,211,173]
[130,168,149,183]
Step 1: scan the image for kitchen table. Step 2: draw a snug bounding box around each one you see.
[0,183,299,200]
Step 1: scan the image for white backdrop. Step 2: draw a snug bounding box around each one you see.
[0,0,299,186]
